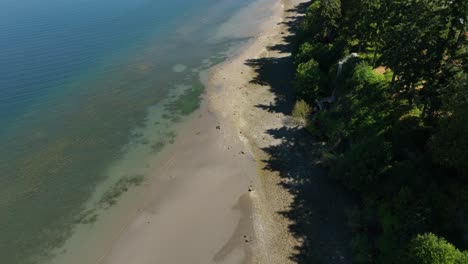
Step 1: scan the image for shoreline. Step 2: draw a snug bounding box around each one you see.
[88,1,289,263]
[97,0,307,262]
[98,0,307,263]
[207,0,308,262]
[50,1,307,263]
[209,0,355,262]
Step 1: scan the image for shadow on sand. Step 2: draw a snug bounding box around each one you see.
[245,1,354,263]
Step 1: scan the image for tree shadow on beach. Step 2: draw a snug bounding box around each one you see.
[267,1,311,54]
[245,56,295,115]
[263,127,354,264]
[244,1,355,263]
[244,0,311,115]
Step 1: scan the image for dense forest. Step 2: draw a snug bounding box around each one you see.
[291,0,468,263]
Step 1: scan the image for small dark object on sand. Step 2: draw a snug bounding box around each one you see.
[216,125,221,130]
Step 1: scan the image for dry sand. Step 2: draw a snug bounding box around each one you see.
[100,107,256,264]
[96,1,308,263]
[208,1,309,263]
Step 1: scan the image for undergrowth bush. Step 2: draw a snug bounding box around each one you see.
[292,99,312,126]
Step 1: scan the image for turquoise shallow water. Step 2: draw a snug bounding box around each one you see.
[0,0,265,263]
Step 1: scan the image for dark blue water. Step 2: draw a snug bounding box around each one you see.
[0,0,259,263]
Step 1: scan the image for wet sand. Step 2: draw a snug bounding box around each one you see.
[91,1,308,263]
[100,105,257,264]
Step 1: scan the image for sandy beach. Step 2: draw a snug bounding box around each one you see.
[6,0,455,261]
[209,1,310,262]
[87,1,309,263]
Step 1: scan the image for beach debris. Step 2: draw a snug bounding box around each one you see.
[248,185,254,192]
[216,125,221,130]
[240,151,245,154]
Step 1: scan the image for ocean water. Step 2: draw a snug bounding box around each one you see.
[0,0,272,263]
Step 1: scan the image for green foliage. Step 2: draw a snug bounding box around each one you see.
[392,110,429,160]
[432,72,468,177]
[377,202,405,264]
[318,0,342,42]
[296,0,343,44]
[314,107,347,142]
[295,42,316,65]
[335,62,391,138]
[330,136,392,192]
[407,233,464,264]
[294,41,347,72]
[292,0,468,262]
[351,62,386,86]
[296,2,321,40]
[432,106,468,177]
[295,59,322,101]
[379,0,458,104]
[342,0,386,53]
[351,234,373,263]
[457,252,468,264]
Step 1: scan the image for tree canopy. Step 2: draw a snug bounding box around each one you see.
[292,0,468,262]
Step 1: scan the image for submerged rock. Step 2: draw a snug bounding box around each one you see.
[172,64,187,73]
